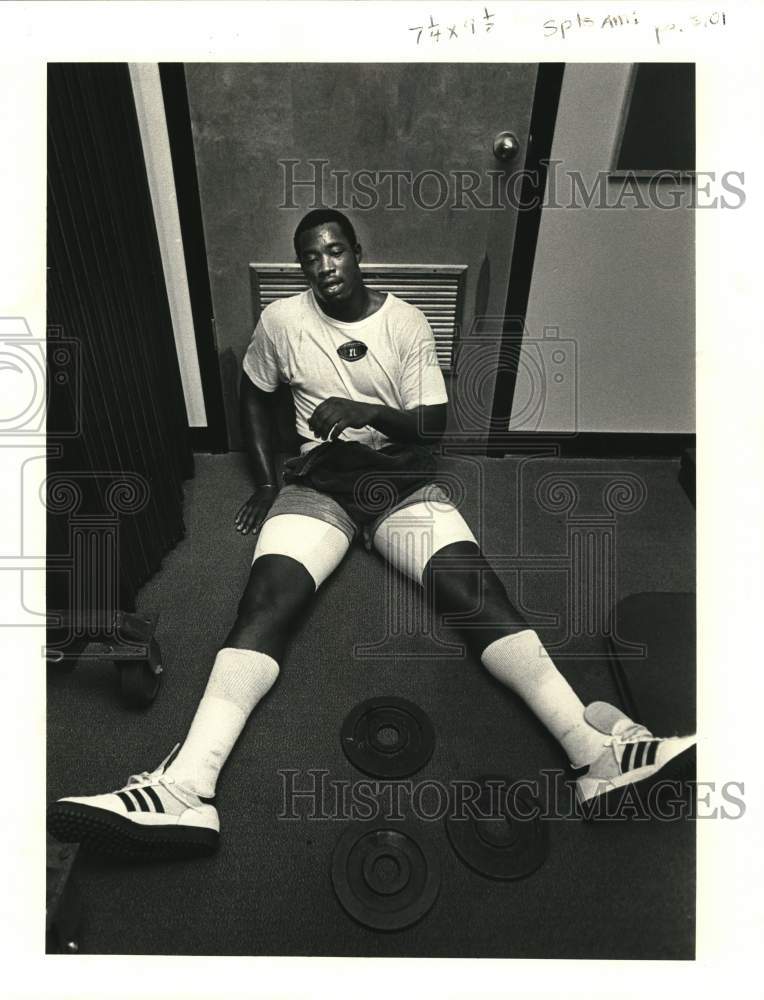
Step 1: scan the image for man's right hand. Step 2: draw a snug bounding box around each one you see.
[234,485,279,536]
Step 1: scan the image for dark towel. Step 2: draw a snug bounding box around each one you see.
[282,440,437,528]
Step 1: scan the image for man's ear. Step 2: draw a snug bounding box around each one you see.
[354,243,363,263]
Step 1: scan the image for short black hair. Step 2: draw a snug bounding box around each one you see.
[293,209,358,258]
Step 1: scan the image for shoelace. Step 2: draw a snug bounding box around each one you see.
[124,742,180,786]
[121,744,198,807]
[612,722,653,744]
[601,722,653,767]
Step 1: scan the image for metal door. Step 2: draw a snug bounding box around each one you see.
[185,63,538,446]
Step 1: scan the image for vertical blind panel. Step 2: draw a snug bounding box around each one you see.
[47,63,194,613]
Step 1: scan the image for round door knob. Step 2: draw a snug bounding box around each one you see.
[493,131,520,162]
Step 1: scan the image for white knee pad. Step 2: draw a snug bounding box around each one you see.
[372,501,478,585]
[253,514,350,589]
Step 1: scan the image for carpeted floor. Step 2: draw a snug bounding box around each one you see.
[47,452,695,958]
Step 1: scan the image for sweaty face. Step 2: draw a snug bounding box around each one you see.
[296,223,363,305]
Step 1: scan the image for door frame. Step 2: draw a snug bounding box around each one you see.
[159,62,229,454]
[487,63,566,456]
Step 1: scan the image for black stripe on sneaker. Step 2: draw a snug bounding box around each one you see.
[130,788,151,812]
[645,740,659,766]
[632,742,646,769]
[621,743,635,773]
[118,791,136,813]
[143,786,164,813]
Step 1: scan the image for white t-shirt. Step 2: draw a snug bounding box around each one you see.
[243,289,448,452]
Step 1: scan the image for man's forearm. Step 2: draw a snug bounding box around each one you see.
[367,403,446,446]
[240,373,278,485]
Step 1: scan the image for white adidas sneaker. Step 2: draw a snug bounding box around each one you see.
[575,702,696,817]
[47,746,220,859]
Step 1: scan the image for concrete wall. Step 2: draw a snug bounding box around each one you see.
[521,64,695,434]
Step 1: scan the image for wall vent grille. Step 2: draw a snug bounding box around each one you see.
[249,263,466,371]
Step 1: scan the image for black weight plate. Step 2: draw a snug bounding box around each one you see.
[331,824,440,931]
[445,775,549,881]
[341,697,435,779]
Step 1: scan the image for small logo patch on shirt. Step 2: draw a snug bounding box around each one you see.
[337,340,368,362]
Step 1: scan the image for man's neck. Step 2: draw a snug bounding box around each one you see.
[315,284,382,323]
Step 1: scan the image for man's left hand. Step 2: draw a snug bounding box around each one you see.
[308,397,378,441]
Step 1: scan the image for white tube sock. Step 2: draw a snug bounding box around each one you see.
[480,630,604,767]
[164,647,280,797]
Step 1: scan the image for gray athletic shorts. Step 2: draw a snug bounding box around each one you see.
[261,482,455,545]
